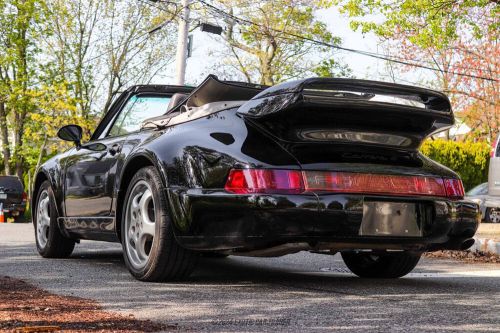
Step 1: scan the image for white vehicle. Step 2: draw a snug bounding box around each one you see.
[466,183,500,223]
[490,136,500,195]
[486,136,500,222]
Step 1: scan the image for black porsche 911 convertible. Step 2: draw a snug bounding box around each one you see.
[32,75,479,281]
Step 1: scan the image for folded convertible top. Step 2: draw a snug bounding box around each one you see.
[170,75,266,111]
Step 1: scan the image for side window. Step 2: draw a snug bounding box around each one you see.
[108,95,171,137]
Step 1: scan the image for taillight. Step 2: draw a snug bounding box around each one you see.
[443,178,465,199]
[224,169,464,199]
[224,169,304,194]
[22,192,27,202]
[302,171,449,197]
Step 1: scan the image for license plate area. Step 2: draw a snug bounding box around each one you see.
[359,201,422,237]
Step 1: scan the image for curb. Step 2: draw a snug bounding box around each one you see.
[470,237,500,256]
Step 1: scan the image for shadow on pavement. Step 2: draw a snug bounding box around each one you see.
[1,227,500,332]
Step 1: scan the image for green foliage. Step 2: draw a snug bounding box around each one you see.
[0,0,176,181]
[312,59,353,78]
[213,0,350,85]
[420,139,491,190]
[329,0,499,48]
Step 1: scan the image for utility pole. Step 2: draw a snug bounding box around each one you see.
[175,0,190,86]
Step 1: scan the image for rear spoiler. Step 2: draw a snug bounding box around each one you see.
[236,78,454,149]
[237,78,453,118]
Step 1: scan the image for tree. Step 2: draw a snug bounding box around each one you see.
[330,0,499,48]
[43,0,104,125]
[0,0,179,180]
[97,1,177,114]
[333,0,499,142]
[0,0,46,178]
[203,0,350,85]
[23,82,91,174]
[447,28,499,141]
[43,0,177,119]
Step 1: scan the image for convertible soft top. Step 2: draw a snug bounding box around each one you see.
[142,75,265,128]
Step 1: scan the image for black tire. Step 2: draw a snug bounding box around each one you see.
[341,251,421,278]
[34,181,75,258]
[121,166,198,282]
[485,207,500,223]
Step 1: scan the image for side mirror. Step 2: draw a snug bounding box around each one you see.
[57,125,83,147]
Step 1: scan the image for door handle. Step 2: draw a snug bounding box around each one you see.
[108,144,122,156]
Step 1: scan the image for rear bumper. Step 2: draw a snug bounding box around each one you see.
[167,188,480,254]
[1,202,26,215]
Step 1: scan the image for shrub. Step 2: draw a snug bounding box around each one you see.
[420,139,490,191]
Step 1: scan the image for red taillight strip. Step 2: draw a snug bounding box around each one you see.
[443,178,465,199]
[302,171,447,197]
[224,169,304,194]
[225,169,464,199]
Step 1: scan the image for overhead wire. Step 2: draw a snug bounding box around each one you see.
[196,0,498,82]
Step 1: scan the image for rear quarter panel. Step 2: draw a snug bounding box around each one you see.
[144,108,301,189]
[134,108,303,239]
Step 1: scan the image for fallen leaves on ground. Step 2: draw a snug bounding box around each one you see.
[0,276,174,332]
[424,250,500,263]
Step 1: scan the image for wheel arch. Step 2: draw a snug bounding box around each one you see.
[32,170,59,223]
[115,153,167,242]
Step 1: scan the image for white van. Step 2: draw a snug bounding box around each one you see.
[486,136,500,222]
[489,136,500,196]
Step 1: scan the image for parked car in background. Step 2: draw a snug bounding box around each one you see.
[466,182,500,223]
[0,176,27,222]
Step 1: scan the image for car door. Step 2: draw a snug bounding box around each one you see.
[63,94,172,219]
[489,137,500,196]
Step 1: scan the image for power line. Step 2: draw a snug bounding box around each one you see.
[196,0,498,82]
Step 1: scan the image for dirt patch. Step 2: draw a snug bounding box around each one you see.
[0,276,176,332]
[424,250,500,263]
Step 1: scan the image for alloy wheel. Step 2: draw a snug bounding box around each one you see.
[36,190,50,248]
[489,208,500,223]
[124,180,156,269]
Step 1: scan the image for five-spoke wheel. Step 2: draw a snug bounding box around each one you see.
[36,190,51,249]
[34,180,75,258]
[121,167,198,281]
[124,181,157,269]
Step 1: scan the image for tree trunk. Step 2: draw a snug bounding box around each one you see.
[0,102,11,175]
[34,134,48,174]
[14,118,25,180]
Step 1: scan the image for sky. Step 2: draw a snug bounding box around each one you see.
[152,6,434,88]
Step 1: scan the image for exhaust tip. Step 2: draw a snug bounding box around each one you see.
[461,239,475,250]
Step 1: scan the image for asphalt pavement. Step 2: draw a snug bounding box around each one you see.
[1,223,499,333]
